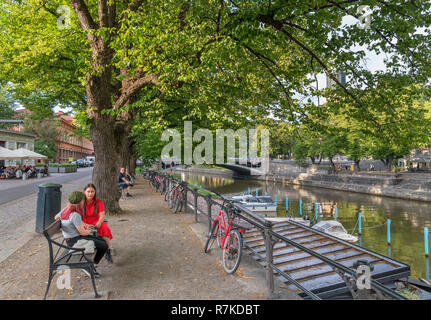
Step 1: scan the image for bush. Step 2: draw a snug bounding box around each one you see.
[48,163,59,167]
[60,163,77,167]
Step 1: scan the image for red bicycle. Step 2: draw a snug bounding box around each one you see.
[204,196,246,274]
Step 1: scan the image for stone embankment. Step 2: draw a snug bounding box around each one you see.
[175,162,431,202]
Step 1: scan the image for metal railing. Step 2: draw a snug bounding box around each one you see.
[145,170,407,300]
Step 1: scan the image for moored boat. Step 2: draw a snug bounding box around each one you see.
[311,220,358,242]
[231,195,277,213]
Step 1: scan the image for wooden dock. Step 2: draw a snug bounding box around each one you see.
[243,219,410,299]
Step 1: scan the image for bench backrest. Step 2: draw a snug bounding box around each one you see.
[43,219,61,239]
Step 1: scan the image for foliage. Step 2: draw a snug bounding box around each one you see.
[34,137,58,159]
[60,163,76,167]
[1,0,430,210]
[0,85,18,129]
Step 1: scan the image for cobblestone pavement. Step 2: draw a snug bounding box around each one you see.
[0,177,300,300]
[0,173,93,264]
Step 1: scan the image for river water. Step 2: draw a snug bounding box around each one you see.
[175,171,431,281]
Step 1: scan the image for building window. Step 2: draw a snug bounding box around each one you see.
[17,142,26,149]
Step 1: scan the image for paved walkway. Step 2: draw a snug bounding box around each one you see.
[0,176,300,300]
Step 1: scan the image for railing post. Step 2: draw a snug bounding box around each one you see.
[167,179,172,208]
[264,223,278,299]
[184,186,189,213]
[193,187,199,222]
[206,194,213,233]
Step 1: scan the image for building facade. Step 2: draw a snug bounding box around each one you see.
[6,109,94,163]
[0,129,36,166]
[54,113,94,163]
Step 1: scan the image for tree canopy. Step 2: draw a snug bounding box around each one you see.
[0,0,430,212]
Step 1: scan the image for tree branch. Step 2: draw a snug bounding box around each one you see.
[70,0,98,30]
[113,73,159,109]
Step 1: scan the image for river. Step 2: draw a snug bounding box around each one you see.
[174,170,431,281]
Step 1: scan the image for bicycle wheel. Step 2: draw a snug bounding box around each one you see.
[222,230,242,274]
[204,220,219,253]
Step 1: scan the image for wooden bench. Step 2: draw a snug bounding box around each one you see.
[43,219,101,299]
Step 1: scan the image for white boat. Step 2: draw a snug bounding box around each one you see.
[231,195,277,213]
[312,220,358,243]
[266,216,311,226]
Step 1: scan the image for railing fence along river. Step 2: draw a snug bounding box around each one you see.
[171,171,431,284]
[148,170,426,300]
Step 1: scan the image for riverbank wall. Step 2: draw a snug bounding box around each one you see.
[174,162,431,202]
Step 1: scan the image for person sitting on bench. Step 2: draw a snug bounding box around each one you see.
[119,167,133,197]
[55,191,108,277]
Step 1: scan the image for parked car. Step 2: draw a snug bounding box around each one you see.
[76,159,87,167]
[86,156,95,166]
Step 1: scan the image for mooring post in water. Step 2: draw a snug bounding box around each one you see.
[299,199,302,216]
[265,191,267,196]
[256,189,258,197]
[286,197,288,212]
[315,203,318,221]
[334,207,338,221]
[425,227,429,257]
[358,213,362,235]
[426,257,430,282]
[248,187,250,195]
[387,219,391,245]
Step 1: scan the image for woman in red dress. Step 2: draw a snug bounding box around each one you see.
[83,183,114,264]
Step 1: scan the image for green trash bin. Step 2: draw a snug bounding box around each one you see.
[35,183,62,233]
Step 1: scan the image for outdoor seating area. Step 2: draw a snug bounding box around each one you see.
[0,146,48,180]
[0,165,48,180]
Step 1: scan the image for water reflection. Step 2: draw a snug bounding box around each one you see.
[174,171,431,280]
[426,258,429,282]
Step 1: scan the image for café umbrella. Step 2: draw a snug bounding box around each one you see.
[0,146,19,160]
[12,148,47,160]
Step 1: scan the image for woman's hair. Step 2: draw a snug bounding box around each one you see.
[83,183,98,218]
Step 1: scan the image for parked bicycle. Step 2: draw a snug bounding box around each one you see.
[164,179,186,213]
[204,194,247,274]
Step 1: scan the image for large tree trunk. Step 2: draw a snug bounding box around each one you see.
[90,115,127,214]
[385,156,394,171]
[354,159,360,172]
[71,0,158,214]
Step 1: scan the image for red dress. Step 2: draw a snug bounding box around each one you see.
[83,198,113,240]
